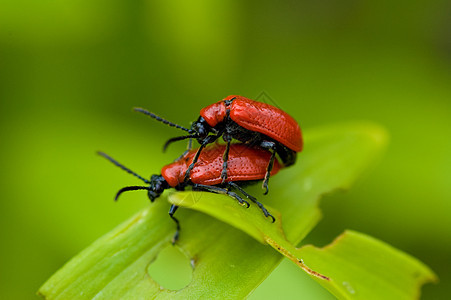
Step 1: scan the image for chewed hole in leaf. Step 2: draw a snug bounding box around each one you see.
[147,244,193,290]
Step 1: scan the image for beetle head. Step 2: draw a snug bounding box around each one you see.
[148,174,169,202]
[191,116,214,138]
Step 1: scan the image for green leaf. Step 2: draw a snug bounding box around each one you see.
[38,122,435,299]
[297,230,438,300]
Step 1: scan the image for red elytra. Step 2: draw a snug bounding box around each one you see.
[200,95,303,152]
[162,143,282,187]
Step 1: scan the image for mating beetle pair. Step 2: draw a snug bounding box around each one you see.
[100,95,302,242]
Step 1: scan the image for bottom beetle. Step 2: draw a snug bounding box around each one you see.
[99,143,281,242]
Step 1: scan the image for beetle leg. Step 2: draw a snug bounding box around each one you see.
[262,149,277,195]
[192,183,250,208]
[183,134,220,182]
[169,204,181,244]
[187,136,193,150]
[174,137,194,161]
[174,150,188,162]
[228,182,276,222]
[257,141,277,195]
[221,140,231,183]
[183,143,206,182]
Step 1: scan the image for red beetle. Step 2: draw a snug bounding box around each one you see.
[99,143,281,242]
[134,95,302,194]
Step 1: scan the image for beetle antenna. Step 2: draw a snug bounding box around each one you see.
[163,134,198,152]
[97,151,150,184]
[115,186,150,201]
[133,107,192,133]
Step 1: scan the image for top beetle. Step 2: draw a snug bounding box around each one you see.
[135,95,303,193]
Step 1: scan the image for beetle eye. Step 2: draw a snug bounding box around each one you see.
[192,122,205,136]
[197,126,205,136]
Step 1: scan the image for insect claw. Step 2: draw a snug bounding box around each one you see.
[171,231,180,245]
[268,214,276,223]
[243,200,250,208]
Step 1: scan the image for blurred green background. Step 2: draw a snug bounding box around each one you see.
[0,0,449,299]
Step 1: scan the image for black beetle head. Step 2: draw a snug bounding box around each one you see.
[191,116,213,138]
[147,174,169,202]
